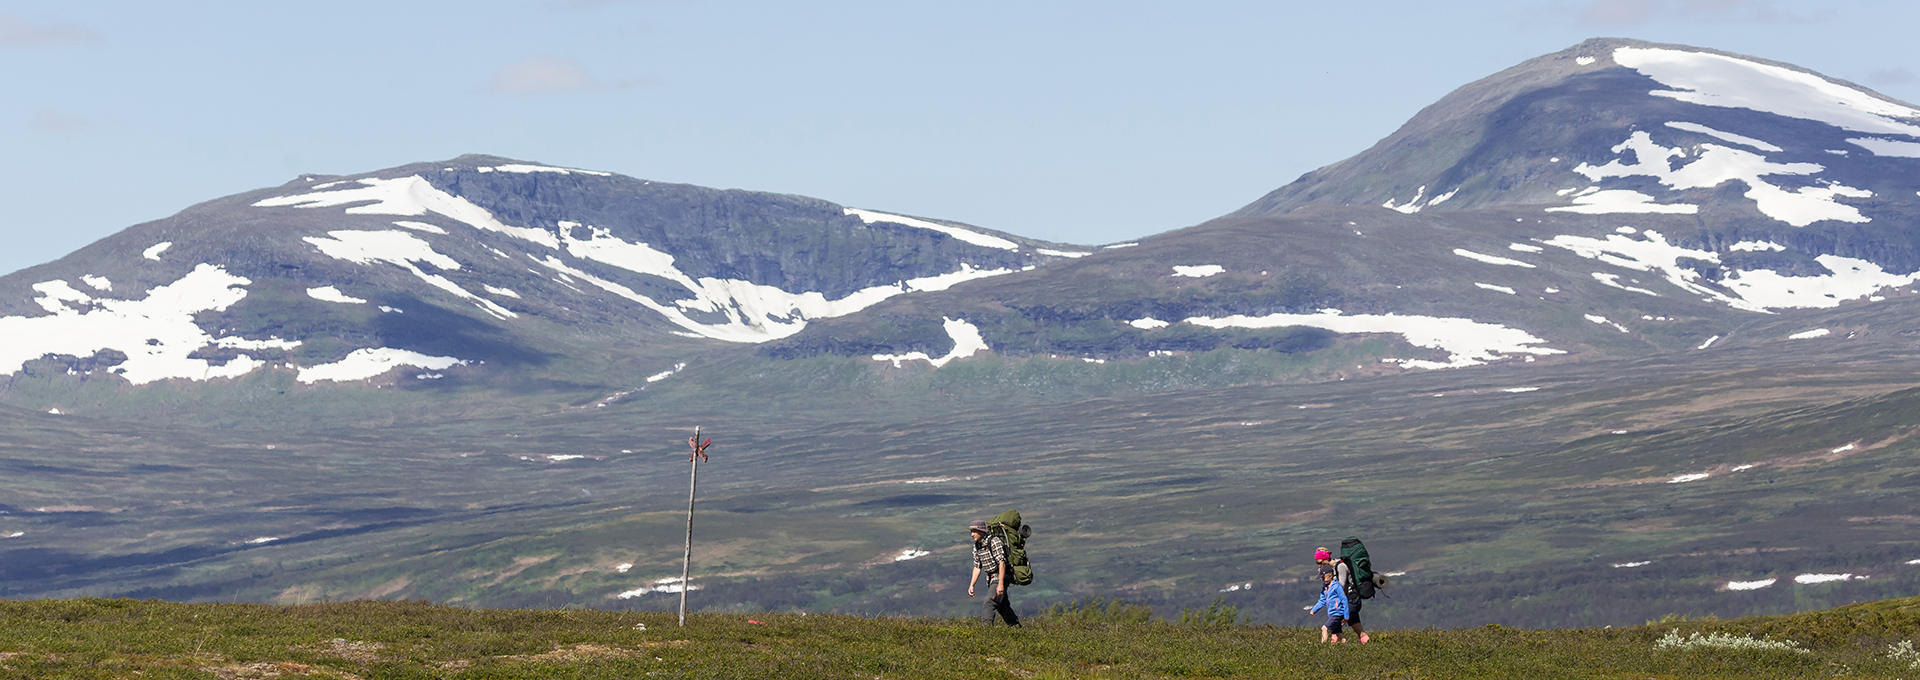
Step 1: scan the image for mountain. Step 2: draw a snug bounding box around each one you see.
[762,37,1920,383]
[4,39,1920,629]
[0,154,1092,421]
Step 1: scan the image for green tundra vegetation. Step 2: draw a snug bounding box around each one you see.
[2,595,1919,678]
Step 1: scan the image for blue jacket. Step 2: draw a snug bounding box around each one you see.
[1310,580,1349,619]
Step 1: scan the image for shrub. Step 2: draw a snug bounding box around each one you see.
[1176,597,1239,628]
[1655,630,1807,654]
[1040,596,1153,625]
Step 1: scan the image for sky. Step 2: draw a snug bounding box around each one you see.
[3,0,1917,275]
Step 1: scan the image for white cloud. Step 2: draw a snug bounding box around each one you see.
[490,55,610,95]
[0,15,100,47]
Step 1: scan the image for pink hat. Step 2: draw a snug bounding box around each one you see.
[1314,549,1332,560]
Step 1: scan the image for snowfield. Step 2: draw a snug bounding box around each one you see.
[1453,249,1535,268]
[296,348,467,384]
[474,164,612,176]
[546,223,1015,343]
[1171,265,1225,278]
[1183,309,1564,370]
[1543,229,1918,312]
[306,286,367,304]
[1613,46,1920,140]
[0,265,301,385]
[1561,130,1868,226]
[844,208,1018,251]
[251,174,1036,344]
[257,176,560,248]
[873,317,989,368]
[303,229,516,320]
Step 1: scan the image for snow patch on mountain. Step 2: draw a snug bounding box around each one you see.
[1788,328,1830,339]
[474,164,613,176]
[1548,189,1699,215]
[80,275,111,291]
[1846,137,1920,157]
[392,220,448,234]
[1727,256,1919,309]
[1475,283,1516,295]
[1036,248,1090,258]
[1382,186,1456,213]
[254,176,560,248]
[142,242,172,261]
[550,222,1012,342]
[1562,131,1868,226]
[1614,46,1920,139]
[1541,229,1912,312]
[1183,309,1564,370]
[1130,317,1170,330]
[873,317,990,368]
[297,348,467,384]
[1454,249,1536,268]
[1664,121,1783,152]
[1584,314,1630,333]
[303,230,516,320]
[844,208,1018,251]
[1171,265,1225,278]
[1729,240,1786,252]
[1591,272,1662,297]
[306,286,367,304]
[0,264,301,385]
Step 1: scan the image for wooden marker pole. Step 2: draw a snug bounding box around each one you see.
[680,426,710,627]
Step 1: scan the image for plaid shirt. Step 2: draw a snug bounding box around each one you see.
[972,533,1007,577]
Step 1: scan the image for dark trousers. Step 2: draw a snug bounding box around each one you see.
[979,581,1020,626]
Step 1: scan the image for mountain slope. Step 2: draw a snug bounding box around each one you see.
[0,155,1092,417]
[756,38,1920,395]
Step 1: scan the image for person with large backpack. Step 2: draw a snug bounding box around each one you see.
[967,518,1021,626]
[1316,539,1378,644]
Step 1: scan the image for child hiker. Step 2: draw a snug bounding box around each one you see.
[1316,547,1370,644]
[1309,563,1349,644]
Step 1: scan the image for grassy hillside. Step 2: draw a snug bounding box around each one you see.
[3,596,1920,678]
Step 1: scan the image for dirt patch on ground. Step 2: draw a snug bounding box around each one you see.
[176,654,364,680]
[298,639,386,664]
[437,641,687,671]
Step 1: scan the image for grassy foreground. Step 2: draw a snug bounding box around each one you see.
[3,597,1920,679]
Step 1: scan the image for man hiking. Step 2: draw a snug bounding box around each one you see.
[968,519,1020,626]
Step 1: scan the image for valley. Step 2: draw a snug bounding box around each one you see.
[4,37,1920,630]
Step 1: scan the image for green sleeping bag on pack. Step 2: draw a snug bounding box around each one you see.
[989,509,1034,586]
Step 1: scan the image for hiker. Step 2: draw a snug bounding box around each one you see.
[968,519,1020,626]
[1308,563,1348,644]
[1316,547,1371,644]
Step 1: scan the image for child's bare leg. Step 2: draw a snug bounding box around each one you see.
[1320,625,1329,643]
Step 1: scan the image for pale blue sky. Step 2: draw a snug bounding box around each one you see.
[3,1,1915,274]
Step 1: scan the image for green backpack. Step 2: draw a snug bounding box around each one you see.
[1340,536,1377,599]
[989,509,1034,586]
